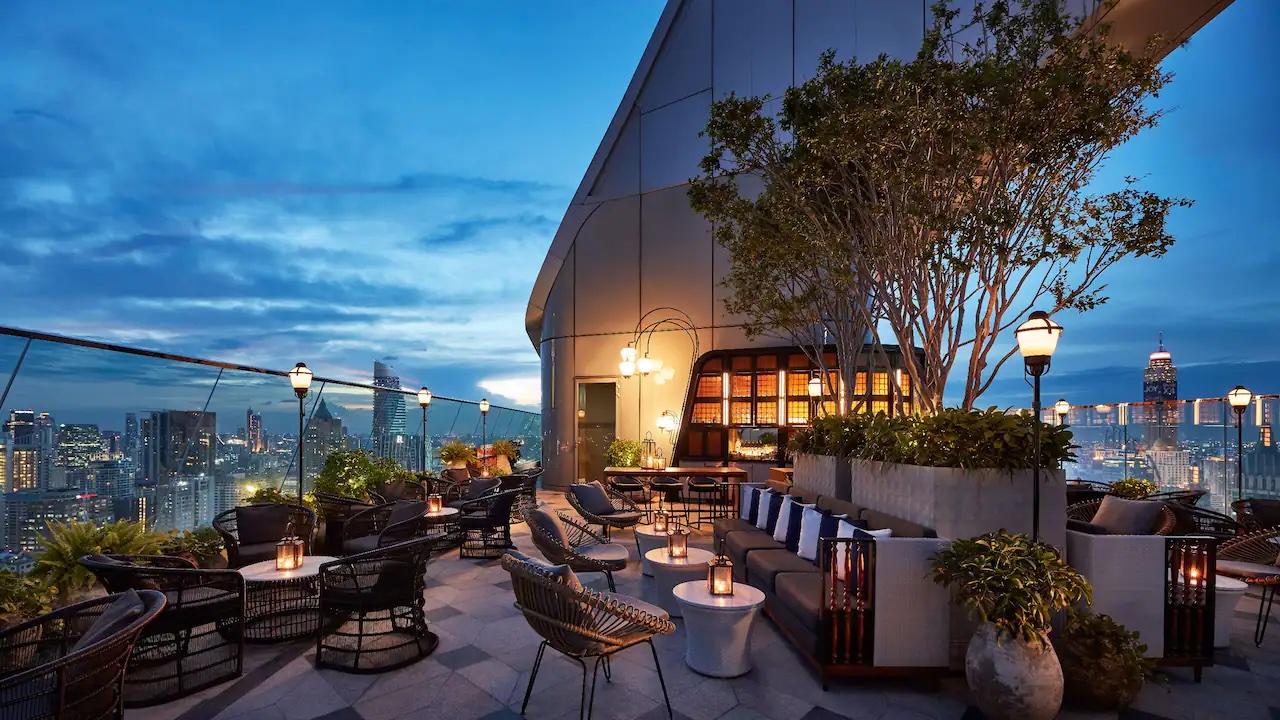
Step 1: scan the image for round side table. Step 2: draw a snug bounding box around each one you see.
[634,525,670,577]
[672,581,766,678]
[644,547,714,618]
[238,555,338,643]
[423,507,461,552]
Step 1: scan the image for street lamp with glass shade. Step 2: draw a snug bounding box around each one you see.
[417,387,432,473]
[288,363,313,498]
[1229,385,1252,501]
[1055,399,1070,425]
[479,398,490,470]
[1014,311,1063,542]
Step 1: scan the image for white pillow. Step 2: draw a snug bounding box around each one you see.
[755,490,779,531]
[797,506,844,561]
[740,486,759,521]
[835,520,857,580]
[773,496,795,543]
[856,527,893,540]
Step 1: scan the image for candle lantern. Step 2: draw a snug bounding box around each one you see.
[641,432,658,469]
[667,526,689,559]
[708,539,733,596]
[653,498,669,533]
[276,521,304,571]
[426,493,443,515]
[656,448,667,471]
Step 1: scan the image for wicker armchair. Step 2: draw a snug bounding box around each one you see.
[369,479,427,504]
[342,500,429,555]
[1169,503,1242,540]
[1231,498,1280,532]
[1143,489,1206,506]
[446,476,501,510]
[567,482,643,538]
[502,552,675,720]
[1065,480,1110,506]
[499,475,530,523]
[457,489,522,559]
[213,503,316,568]
[0,589,165,719]
[313,492,375,555]
[523,501,629,592]
[1217,528,1280,646]
[79,554,246,707]
[316,537,436,673]
[1066,499,1177,535]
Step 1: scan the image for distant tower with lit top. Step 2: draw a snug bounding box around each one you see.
[1143,333,1178,451]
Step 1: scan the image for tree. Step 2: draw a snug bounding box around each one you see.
[688,0,1191,414]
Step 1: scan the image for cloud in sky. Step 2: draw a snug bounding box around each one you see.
[0,0,666,429]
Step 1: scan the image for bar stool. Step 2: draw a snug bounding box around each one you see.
[609,475,648,518]
[687,476,726,528]
[649,476,686,525]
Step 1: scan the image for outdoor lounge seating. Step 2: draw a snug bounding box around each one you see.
[1169,503,1242,540]
[316,537,436,673]
[501,551,675,720]
[214,502,316,568]
[568,481,643,538]
[79,554,246,707]
[1066,497,1178,535]
[1216,528,1280,646]
[523,500,628,592]
[712,484,950,685]
[0,589,166,719]
[446,476,500,510]
[1231,498,1280,532]
[313,492,375,556]
[369,479,427,504]
[342,500,429,555]
[458,488,522,558]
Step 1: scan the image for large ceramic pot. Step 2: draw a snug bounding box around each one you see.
[965,623,1063,720]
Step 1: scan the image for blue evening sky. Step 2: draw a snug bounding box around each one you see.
[0,0,1276,431]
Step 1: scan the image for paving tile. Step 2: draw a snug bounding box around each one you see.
[797,709,858,720]
[312,710,363,720]
[477,710,525,720]
[395,674,505,720]
[472,614,542,654]
[353,670,451,720]
[425,605,463,622]
[667,678,739,720]
[457,657,522,703]
[730,678,813,720]
[435,644,493,670]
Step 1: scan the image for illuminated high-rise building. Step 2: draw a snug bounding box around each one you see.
[57,424,102,469]
[5,411,39,492]
[372,360,406,459]
[1142,334,1178,451]
[140,411,217,483]
[305,400,343,477]
[246,409,264,453]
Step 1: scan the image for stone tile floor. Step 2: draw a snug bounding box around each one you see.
[129,494,1280,720]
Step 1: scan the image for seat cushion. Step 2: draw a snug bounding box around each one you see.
[236,505,292,545]
[1217,560,1280,580]
[344,535,381,555]
[714,517,758,541]
[688,477,719,490]
[388,500,427,526]
[70,589,144,653]
[602,511,642,526]
[774,571,831,632]
[506,550,583,591]
[236,542,279,566]
[528,505,570,547]
[601,592,669,622]
[726,530,783,565]
[816,497,864,519]
[167,585,239,611]
[747,549,821,592]
[1091,496,1164,535]
[740,486,761,524]
[862,509,935,538]
[611,477,644,491]
[571,483,617,517]
[577,543,629,568]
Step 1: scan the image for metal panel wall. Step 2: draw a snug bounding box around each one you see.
[574,197,641,337]
[639,0,714,111]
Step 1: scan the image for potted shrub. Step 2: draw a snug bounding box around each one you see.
[491,439,520,475]
[1108,477,1155,499]
[1055,607,1150,710]
[314,449,383,499]
[604,439,641,468]
[0,571,56,670]
[34,520,166,603]
[438,441,477,470]
[932,530,1092,720]
[244,487,300,505]
[163,527,228,569]
[790,413,906,500]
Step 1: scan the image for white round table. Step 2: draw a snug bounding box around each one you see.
[634,525,671,577]
[644,547,714,617]
[672,581,766,677]
[238,555,338,643]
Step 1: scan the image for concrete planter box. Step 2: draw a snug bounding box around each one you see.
[792,453,851,500]
[848,459,1066,550]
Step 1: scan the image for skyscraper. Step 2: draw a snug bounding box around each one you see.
[246,408,264,453]
[140,411,217,483]
[57,424,102,469]
[372,360,406,460]
[124,413,139,462]
[1143,334,1178,451]
[305,399,343,477]
[5,411,39,492]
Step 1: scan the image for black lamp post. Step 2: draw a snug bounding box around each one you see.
[418,387,432,473]
[479,398,490,470]
[1229,385,1252,501]
[1015,310,1063,542]
[288,362,313,498]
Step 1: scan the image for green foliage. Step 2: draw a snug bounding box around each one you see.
[34,520,167,595]
[437,442,477,466]
[932,530,1091,646]
[689,0,1191,414]
[604,439,641,468]
[790,409,1075,470]
[1056,607,1150,710]
[245,487,298,505]
[0,571,55,622]
[1109,478,1155,499]
[313,449,410,499]
[162,527,225,566]
[491,439,520,460]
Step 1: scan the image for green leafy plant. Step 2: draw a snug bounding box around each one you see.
[604,439,641,467]
[491,439,520,460]
[34,520,167,595]
[245,487,298,505]
[932,530,1091,646]
[1109,478,1155,499]
[162,527,226,568]
[313,449,410,499]
[0,571,56,625]
[1055,607,1150,710]
[437,441,478,466]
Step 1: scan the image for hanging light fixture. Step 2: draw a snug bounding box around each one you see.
[620,346,637,378]
[637,355,656,376]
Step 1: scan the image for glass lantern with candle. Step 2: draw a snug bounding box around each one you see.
[426,493,443,515]
[641,433,657,469]
[276,521,304,571]
[655,448,666,471]
[708,539,733,596]
[667,526,689,559]
[653,498,669,533]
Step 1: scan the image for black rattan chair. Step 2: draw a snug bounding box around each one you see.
[567,482,643,539]
[0,589,166,720]
[213,503,316,568]
[369,479,427,504]
[1143,489,1206,506]
[342,500,429,556]
[446,476,501,510]
[79,554,245,707]
[459,489,523,559]
[523,500,628,592]
[1232,498,1280,532]
[314,492,376,556]
[316,537,436,674]
[1169,503,1243,540]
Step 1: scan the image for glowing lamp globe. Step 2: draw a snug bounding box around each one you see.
[288,363,313,398]
[418,387,432,408]
[1054,399,1070,418]
[1015,311,1063,366]
[807,375,822,397]
[1229,385,1252,414]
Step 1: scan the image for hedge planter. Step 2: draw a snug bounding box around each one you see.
[793,453,851,500]
[848,460,1066,551]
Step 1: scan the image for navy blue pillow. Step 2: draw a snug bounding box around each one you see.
[762,492,785,535]
[812,510,857,567]
[741,487,761,524]
[784,502,807,553]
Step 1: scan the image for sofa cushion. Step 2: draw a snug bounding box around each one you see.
[755,491,782,531]
[714,517,759,543]
[787,486,821,505]
[747,549,821,592]
[236,504,292,545]
[853,527,892,540]
[798,506,845,562]
[781,502,812,553]
[506,550,583,591]
[571,483,616,518]
[740,486,761,524]
[774,571,832,632]
[773,497,795,544]
[862,509,936,538]
[1091,496,1163,535]
[726,531,783,565]
[816,497,864,519]
[70,589,144,653]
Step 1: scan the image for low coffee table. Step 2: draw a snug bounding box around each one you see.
[645,547,714,617]
[238,555,337,643]
[634,525,669,577]
[673,581,766,677]
[423,507,462,552]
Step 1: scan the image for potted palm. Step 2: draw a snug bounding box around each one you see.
[932,530,1092,720]
[491,439,520,475]
[438,441,477,470]
[34,520,166,604]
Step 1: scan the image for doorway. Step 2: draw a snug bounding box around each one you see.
[577,381,617,483]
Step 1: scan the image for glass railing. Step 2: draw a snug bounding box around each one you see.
[0,325,540,558]
[1011,395,1280,515]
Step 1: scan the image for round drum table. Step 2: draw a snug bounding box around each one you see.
[634,525,671,577]
[238,555,337,643]
[672,581,766,678]
[645,547,714,618]
[423,507,461,552]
